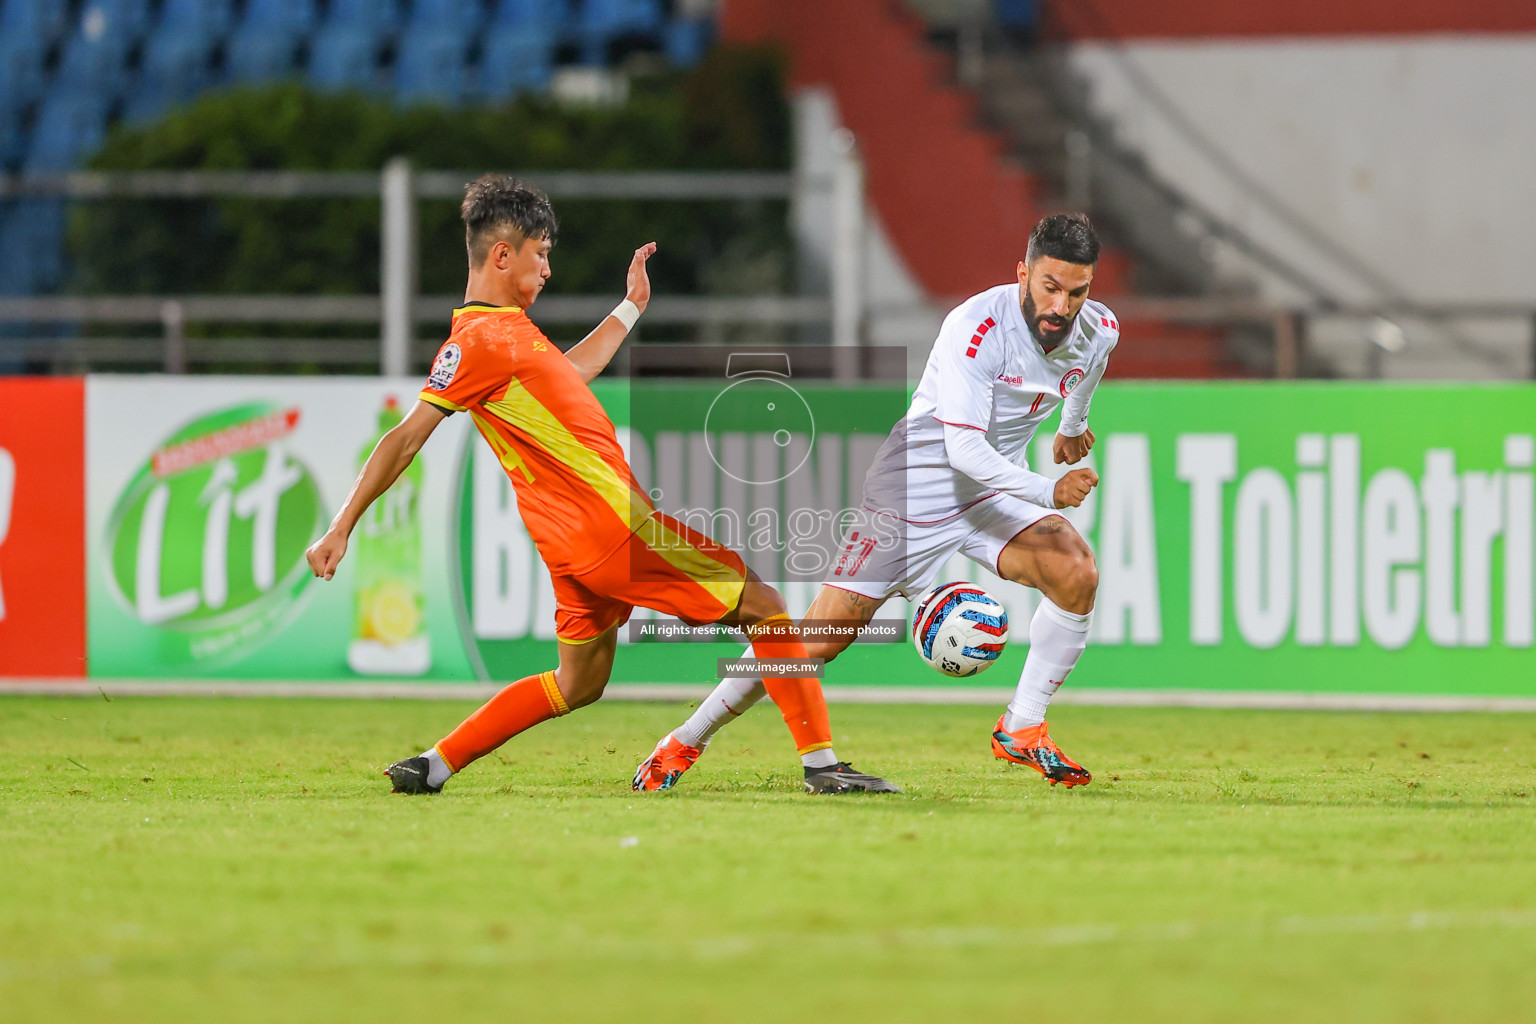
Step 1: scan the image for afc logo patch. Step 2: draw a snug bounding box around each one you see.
[428,343,462,390]
[1059,367,1086,397]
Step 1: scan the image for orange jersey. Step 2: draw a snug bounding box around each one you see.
[419,303,655,575]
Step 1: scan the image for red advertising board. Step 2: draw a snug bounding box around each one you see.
[0,377,86,676]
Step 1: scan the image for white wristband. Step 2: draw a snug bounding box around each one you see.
[610,299,641,333]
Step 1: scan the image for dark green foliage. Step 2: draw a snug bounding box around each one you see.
[67,47,793,302]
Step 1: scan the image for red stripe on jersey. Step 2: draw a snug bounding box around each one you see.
[1029,392,1045,415]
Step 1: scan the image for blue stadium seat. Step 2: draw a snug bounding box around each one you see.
[307,29,388,91]
[126,0,236,122]
[395,0,485,104]
[0,0,74,105]
[1,0,76,39]
[225,0,317,82]
[55,0,155,99]
[408,0,486,33]
[575,0,662,64]
[664,17,712,66]
[0,106,26,170]
[23,90,110,172]
[323,0,402,33]
[308,0,402,92]
[477,0,567,98]
[155,0,236,34]
[477,28,556,98]
[0,202,66,295]
[491,0,571,28]
[73,0,154,39]
[395,31,472,106]
[0,37,49,108]
[237,0,320,29]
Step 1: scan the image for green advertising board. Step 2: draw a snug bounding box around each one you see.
[455,380,1536,697]
[87,378,476,681]
[83,377,1533,695]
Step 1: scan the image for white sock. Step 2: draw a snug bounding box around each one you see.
[801,747,839,769]
[1004,598,1092,731]
[420,746,453,789]
[674,652,768,749]
[673,645,842,769]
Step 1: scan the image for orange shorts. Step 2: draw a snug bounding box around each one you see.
[553,512,748,643]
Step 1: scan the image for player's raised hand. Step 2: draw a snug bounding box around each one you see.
[305,529,348,581]
[625,242,657,312]
[1053,428,1095,465]
[1053,467,1099,509]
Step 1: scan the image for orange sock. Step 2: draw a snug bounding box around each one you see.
[748,614,834,755]
[435,670,568,772]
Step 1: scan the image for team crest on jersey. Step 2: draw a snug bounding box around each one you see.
[428,343,462,391]
[1059,367,1086,397]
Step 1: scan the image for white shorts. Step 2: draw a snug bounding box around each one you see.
[825,493,1060,601]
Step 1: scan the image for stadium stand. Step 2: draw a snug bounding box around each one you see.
[722,0,1250,378]
[0,0,716,298]
[225,0,319,83]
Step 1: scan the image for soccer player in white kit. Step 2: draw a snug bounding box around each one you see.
[634,213,1112,790]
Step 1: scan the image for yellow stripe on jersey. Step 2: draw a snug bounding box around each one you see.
[634,514,746,609]
[481,384,653,534]
[470,409,535,483]
[419,391,467,413]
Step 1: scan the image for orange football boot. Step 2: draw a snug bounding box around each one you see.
[991,716,1092,787]
[632,733,703,791]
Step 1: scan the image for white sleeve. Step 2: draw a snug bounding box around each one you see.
[944,422,1058,509]
[930,310,1003,431]
[1056,345,1112,439]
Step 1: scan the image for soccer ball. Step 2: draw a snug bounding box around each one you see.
[911,582,1009,677]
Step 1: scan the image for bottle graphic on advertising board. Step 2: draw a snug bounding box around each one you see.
[347,397,431,675]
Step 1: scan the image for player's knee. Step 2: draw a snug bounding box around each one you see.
[1057,550,1098,608]
[803,639,845,662]
[740,579,789,623]
[555,667,606,710]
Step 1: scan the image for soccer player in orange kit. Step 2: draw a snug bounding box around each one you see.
[305,175,898,796]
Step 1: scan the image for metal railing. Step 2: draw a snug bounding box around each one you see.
[0,155,867,373]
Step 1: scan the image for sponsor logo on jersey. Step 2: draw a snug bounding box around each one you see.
[428,343,462,390]
[997,373,1024,386]
[1059,367,1086,397]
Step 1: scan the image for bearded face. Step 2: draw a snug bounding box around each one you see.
[1018,256,1094,350]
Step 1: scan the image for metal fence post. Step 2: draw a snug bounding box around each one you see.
[380,157,416,378]
[161,299,186,374]
[830,128,865,361]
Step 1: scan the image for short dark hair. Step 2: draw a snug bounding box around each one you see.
[1026,212,1100,266]
[461,174,558,266]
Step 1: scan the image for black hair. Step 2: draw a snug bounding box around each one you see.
[1025,212,1100,266]
[460,174,558,266]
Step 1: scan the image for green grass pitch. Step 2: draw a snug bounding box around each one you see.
[3,695,1535,1023]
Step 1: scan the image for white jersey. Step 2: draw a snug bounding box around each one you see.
[863,284,1119,522]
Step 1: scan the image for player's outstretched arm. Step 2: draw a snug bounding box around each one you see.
[305,400,446,580]
[565,242,655,384]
